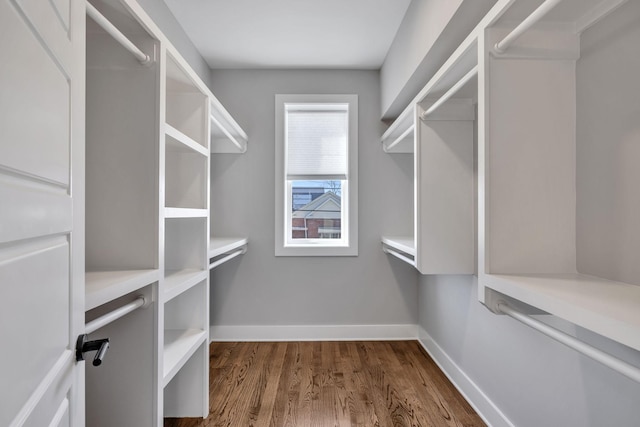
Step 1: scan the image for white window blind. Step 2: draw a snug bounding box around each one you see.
[285,105,348,180]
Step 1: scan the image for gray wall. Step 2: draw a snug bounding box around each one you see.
[208,69,417,328]
[140,0,211,85]
[419,3,640,427]
[380,0,496,119]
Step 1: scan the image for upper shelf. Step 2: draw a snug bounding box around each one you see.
[380,33,479,154]
[210,98,248,154]
[494,0,628,34]
[86,269,160,311]
[381,109,414,153]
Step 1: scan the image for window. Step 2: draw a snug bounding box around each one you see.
[275,94,358,256]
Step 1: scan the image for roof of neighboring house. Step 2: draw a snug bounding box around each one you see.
[292,191,341,219]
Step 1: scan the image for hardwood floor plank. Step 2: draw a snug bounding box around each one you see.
[165,341,486,427]
[254,342,287,426]
[269,342,301,427]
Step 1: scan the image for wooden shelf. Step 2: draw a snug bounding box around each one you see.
[483,273,640,352]
[86,269,159,311]
[163,269,207,303]
[165,123,208,157]
[163,328,207,386]
[164,207,207,218]
[209,237,248,259]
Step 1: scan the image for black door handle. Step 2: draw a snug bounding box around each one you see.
[75,334,110,366]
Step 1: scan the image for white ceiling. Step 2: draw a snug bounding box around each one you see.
[163,0,412,70]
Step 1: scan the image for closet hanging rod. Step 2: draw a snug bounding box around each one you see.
[85,296,147,334]
[420,66,478,120]
[496,301,640,384]
[385,124,415,152]
[383,246,416,267]
[209,247,247,270]
[86,2,151,65]
[210,114,245,152]
[494,0,564,53]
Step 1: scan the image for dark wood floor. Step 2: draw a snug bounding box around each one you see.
[165,341,485,427]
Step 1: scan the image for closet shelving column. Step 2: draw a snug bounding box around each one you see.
[84,0,160,425]
[209,97,250,267]
[380,19,482,274]
[160,46,210,419]
[478,0,640,352]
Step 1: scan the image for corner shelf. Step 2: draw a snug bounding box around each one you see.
[379,22,479,275]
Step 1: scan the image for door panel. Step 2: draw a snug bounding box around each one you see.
[0,0,84,425]
[0,174,72,243]
[0,238,70,426]
[0,0,71,185]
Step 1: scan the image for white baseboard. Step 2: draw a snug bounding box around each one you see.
[417,327,514,427]
[209,324,418,342]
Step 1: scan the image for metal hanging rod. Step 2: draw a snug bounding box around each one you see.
[420,66,478,120]
[85,296,147,334]
[86,2,151,65]
[497,301,640,384]
[382,246,416,267]
[494,0,564,53]
[209,247,247,270]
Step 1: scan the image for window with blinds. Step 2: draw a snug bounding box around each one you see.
[275,94,358,256]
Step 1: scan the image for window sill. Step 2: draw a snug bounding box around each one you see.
[275,244,358,257]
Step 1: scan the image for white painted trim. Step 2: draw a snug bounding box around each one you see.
[417,327,514,427]
[210,324,417,342]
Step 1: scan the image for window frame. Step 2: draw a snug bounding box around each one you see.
[275,94,358,257]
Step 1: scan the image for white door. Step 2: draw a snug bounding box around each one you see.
[0,0,85,425]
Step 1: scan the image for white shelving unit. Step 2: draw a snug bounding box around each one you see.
[477,0,640,352]
[84,0,248,424]
[161,45,211,419]
[380,15,483,275]
[85,0,160,424]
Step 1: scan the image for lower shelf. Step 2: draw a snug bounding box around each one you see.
[163,328,207,387]
[481,273,640,352]
[381,236,416,267]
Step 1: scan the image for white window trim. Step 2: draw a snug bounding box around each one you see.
[275,94,358,256]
